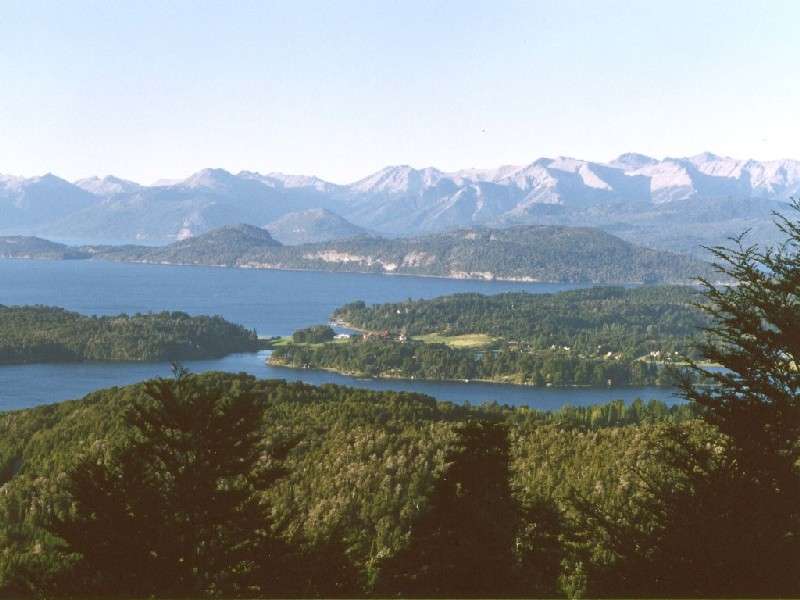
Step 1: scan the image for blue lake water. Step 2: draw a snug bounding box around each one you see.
[0,259,681,411]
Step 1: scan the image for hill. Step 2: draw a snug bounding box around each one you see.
[94,223,282,266]
[0,236,89,260]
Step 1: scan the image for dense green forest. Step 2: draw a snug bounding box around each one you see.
[271,286,705,386]
[0,306,261,364]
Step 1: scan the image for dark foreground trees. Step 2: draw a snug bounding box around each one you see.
[678,202,800,594]
[375,421,518,597]
[568,202,800,597]
[53,368,288,596]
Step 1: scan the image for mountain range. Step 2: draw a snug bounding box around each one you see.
[2,152,797,254]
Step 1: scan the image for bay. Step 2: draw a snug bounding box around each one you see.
[0,259,680,410]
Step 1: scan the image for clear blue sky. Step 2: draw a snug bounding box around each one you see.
[1,0,798,184]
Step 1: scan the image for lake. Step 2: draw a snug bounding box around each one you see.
[0,259,682,410]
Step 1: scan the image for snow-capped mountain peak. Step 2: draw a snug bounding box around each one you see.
[180,168,239,189]
[609,153,659,170]
[349,165,447,194]
[75,175,142,196]
[238,171,337,192]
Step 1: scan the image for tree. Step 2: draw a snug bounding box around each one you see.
[563,203,800,597]
[52,370,288,597]
[677,201,800,595]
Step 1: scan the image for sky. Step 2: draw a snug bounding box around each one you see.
[1,0,799,184]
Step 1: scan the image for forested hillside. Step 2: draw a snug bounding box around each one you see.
[0,372,698,597]
[0,306,260,363]
[93,224,712,284]
[2,224,714,284]
[0,236,89,260]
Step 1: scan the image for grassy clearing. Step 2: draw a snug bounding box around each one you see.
[412,332,498,348]
[272,335,353,348]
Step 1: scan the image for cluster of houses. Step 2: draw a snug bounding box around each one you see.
[352,329,409,342]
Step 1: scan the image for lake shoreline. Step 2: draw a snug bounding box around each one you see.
[2,254,698,286]
[266,355,678,390]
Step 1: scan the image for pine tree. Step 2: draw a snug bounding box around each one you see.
[374,420,518,597]
[568,203,800,596]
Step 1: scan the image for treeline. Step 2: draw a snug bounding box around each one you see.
[0,305,260,364]
[334,285,706,358]
[271,338,675,386]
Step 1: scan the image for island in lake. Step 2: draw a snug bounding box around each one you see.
[0,305,263,364]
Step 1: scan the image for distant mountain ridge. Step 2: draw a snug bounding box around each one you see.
[266,208,368,245]
[1,152,797,253]
[1,223,716,284]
